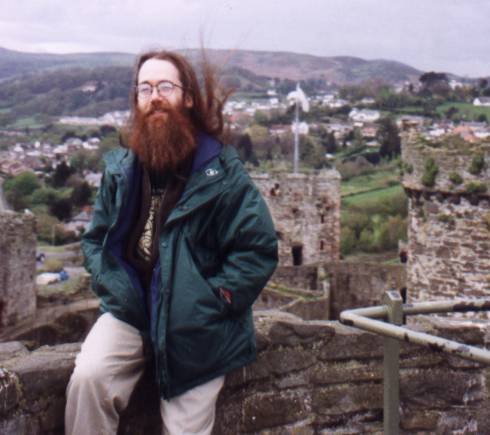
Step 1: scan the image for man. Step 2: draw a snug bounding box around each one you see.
[65,51,278,435]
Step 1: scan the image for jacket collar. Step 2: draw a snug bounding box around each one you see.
[103,132,224,176]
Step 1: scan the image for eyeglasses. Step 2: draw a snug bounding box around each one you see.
[136,80,185,100]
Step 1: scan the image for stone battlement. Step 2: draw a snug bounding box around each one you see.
[401,132,489,196]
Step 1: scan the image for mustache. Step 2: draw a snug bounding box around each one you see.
[146,100,172,116]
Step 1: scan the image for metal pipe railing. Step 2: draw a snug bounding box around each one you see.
[340,291,490,435]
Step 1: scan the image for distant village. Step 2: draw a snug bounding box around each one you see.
[3,80,490,178]
[1,78,490,237]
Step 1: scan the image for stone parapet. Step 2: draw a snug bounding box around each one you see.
[2,314,490,434]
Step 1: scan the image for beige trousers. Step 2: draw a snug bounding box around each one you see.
[65,312,225,435]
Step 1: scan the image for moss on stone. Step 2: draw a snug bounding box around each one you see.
[465,181,488,194]
[449,172,463,185]
[437,214,455,225]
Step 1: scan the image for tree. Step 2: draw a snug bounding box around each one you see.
[71,182,93,207]
[31,187,62,206]
[236,134,259,166]
[445,106,459,120]
[419,72,450,97]
[52,161,75,187]
[49,198,73,221]
[477,114,488,123]
[4,171,40,197]
[377,118,401,159]
[3,171,41,211]
[319,128,337,154]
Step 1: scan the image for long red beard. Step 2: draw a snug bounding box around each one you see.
[128,100,197,173]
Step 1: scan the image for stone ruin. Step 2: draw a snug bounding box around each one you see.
[252,170,341,266]
[401,133,490,303]
[0,211,37,328]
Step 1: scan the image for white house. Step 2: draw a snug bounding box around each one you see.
[348,108,380,123]
[473,97,490,107]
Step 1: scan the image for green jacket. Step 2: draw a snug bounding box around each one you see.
[82,137,278,398]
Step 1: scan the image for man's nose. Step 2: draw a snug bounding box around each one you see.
[149,87,163,102]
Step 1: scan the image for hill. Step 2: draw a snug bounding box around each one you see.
[0,46,421,85]
[0,47,424,120]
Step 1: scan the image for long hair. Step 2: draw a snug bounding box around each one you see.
[128,50,233,140]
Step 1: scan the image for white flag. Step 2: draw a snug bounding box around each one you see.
[287,83,310,112]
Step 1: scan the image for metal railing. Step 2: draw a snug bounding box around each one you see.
[340,291,490,435]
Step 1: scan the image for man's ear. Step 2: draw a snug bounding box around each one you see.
[184,94,193,108]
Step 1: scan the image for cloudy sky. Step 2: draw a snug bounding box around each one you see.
[0,0,488,77]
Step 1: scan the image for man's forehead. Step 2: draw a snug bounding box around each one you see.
[138,58,180,84]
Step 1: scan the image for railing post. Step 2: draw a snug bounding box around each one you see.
[382,290,403,435]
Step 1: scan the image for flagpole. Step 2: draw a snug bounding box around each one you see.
[293,89,299,174]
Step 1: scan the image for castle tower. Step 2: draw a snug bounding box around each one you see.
[252,170,341,266]
[0,211,37,327]
[401,133,490,302]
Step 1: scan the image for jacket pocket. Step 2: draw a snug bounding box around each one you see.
[168,236,228,331]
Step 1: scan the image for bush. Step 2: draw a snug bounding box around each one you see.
[40,258,64,273]
[421,158,439,187]
[340,227,357,256]
[468,153,485,175]
[377,216,407,251]
[31,187,62,206]
[449,172,463,185]
[465,182,487,194]
[3,171,41,210]
[337,157,375,180]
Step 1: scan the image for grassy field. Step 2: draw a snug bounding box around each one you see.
[341,170,400,197]
[436,102,490,120]
[342,184,404,208]
[11,116,46,129]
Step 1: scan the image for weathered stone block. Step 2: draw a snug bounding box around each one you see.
[309,361,382,386]
[400,409,440,431]
[311,383,382,416]
[0,369,20,416]
[268,319,336,346]
[319,327,383,361]
[0,413,40,435]
[0,341,28,361]
[242,391,310,432]
[2,345,78,402]
[400,367,481,408]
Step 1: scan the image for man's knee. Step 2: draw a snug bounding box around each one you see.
[68,347,114,394]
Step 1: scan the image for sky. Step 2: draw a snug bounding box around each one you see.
[0,0,488,77]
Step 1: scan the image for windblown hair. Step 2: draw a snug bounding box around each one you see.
[129,50,233,139]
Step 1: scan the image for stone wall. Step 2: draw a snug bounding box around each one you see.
[262,263,406,321]
[0,211,37,327]
[252,171,341,267]
[2,313,489,434]
[402,135,490,303]
[270,265,319,290]
[325,262,407,319]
